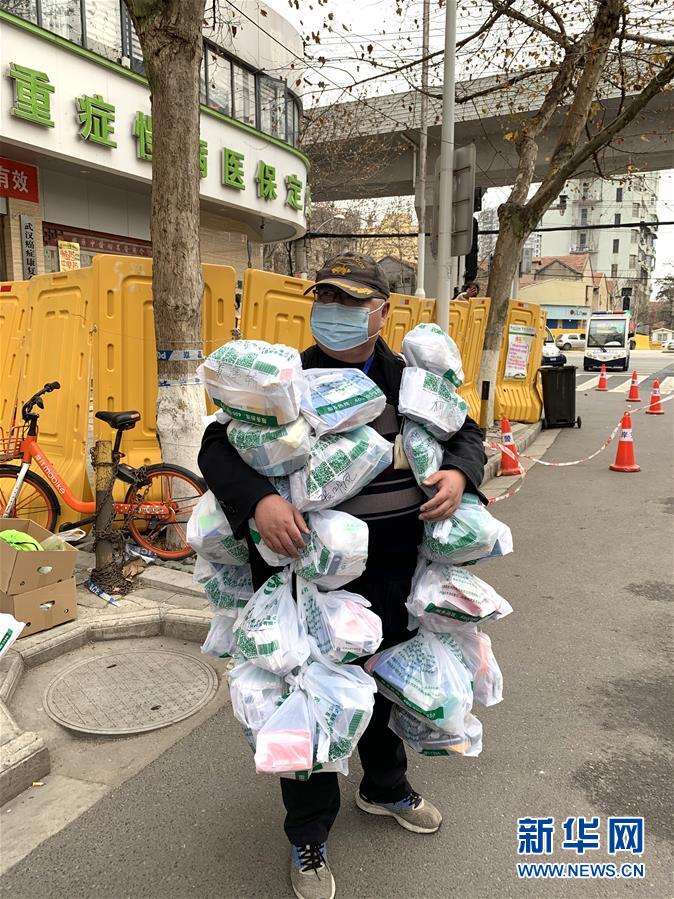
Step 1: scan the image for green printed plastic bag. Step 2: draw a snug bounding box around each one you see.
[402,323,464,386]
[227,417,311,477]
[187,490,249,564]
[421,495,513,565]
[398,367,468,440]
[297,579,382,663]
[193,557,253,611]
[301,368,386,436]
[401,420,443,496]
[389,705,483,757]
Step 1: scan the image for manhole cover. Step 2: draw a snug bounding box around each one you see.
[44,650,218,735]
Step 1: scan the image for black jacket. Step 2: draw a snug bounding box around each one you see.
[199,337,487,542]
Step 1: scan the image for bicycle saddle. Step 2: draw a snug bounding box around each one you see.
[95,410,141,430]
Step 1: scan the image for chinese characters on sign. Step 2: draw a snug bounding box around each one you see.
[58,240,81,271]
[517,816,645,856]
[504,325,536,380]
[0,156,39,203]
[19,214,38,278]
[5,62,305,213]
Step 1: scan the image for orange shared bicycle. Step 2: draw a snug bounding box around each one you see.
[0,382,205,560]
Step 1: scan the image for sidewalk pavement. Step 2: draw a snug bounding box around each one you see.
[0,419,541,812]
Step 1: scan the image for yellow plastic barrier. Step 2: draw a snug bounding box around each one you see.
[0,280,29,425]
[92,256,236,472]
[240,269,315,351]
[446,300,469,356]
[19,268,96,511]
[418,298,436,325]
[494,300,545,423]
[457,297,491,421]
[384,293,422,353]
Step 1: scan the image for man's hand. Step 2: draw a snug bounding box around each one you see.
[254,494,309,559]
[419,469,467,521]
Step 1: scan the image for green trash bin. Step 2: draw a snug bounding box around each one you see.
[539,365,581,429]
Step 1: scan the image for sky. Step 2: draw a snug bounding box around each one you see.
[263,0,673,289]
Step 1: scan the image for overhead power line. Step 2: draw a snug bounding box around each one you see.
[306,219,672,238]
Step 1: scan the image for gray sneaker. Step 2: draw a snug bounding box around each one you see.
[290,842,336,899]
[356,789,442,834]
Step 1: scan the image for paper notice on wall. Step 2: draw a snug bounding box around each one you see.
[58,240,81,271]
[504,325,536,380]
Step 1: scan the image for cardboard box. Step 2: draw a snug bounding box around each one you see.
[0,520,77,595]
[0,578,77,637]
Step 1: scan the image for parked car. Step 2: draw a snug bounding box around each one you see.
[663,339,674,353]
[556,332,586,350]
[541,328,566,366]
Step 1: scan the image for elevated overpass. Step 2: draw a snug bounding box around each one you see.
[302,70,674,201]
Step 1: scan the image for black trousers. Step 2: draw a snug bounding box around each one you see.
[281,567,416,846]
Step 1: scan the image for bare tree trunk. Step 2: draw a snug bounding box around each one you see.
[479,205,528,423]
[126,0,206,471]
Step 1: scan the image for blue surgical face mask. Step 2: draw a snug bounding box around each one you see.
[310,301,384,352]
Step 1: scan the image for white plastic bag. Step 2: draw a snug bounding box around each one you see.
[187,490,249,564]
[0,613,25,658]
[402,420,443,495]
[421,496,513,565]
[365,629,473,734]
[300,368,386,436]
[294,511,369,589]
[297,580,382,663]
[254,689,314,774]
[402,323,464,386]
[290,426,392,512]
[398,367,469,440]
[229,661,287,749]
[408,558,513,625]
[234,571,310,675]
[302,655,377,764]
[201,609,238,658]
[198,339,307,427]
[389,705,483,757]
[440,623,503,706]
[227,417,312,477]
[193,557,254,611]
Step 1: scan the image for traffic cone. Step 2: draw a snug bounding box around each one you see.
[596,364,608,391]
[645,379,664,415]
[626,370,641,402]
[498,418,523,476]
[609,412,640,472]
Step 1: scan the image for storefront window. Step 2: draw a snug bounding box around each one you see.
[85,0,122,61]
[286,97,300,147]
[259,76,287,141]
[205,47,232,115]
[0,0,37,22]
[40,0,82,45]
[233,64,256,127]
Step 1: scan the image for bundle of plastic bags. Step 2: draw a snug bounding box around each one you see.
[421,495,513,565]
[300,368,386,436]
[408,558,513,626]
[442,623,503,706]
[398,367,469,440]
[297,579,382,663]
[402,323,464,388]
[254,688,315,774]
[290,426,392,512]
[193,557,254,612]
[234,571,310,675]
[402,420,443,495]
[186,490,249,564]
[198,339,307,427]
[249,509,368,590]
[389,705,483,757]
[365,629,473,734]
[227,417,312,477]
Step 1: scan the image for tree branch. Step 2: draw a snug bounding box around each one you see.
[489,0,569,47]
[532,0,568,39]
[529,51,674,218]
[622,32,674,47]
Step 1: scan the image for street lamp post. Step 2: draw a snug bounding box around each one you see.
[435,0,457,332]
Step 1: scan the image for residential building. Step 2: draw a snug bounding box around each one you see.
[538,174,659,324]
[0,2,308,282]
[518,253,614,330]
[378,254,417,295]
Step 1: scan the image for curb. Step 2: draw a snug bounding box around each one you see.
[483,420,542,484]
[0,605,211,807]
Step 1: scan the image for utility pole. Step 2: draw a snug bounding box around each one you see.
[435,0,457,332]
[415,0,430,299]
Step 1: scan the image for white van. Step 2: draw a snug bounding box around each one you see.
[583,312,631,371]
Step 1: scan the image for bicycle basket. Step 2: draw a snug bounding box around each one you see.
[0,424,27,462]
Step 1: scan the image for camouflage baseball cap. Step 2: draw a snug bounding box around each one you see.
[304,252,390,300]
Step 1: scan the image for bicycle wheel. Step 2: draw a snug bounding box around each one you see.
[124,463,205,561]
[0,465,60,532]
